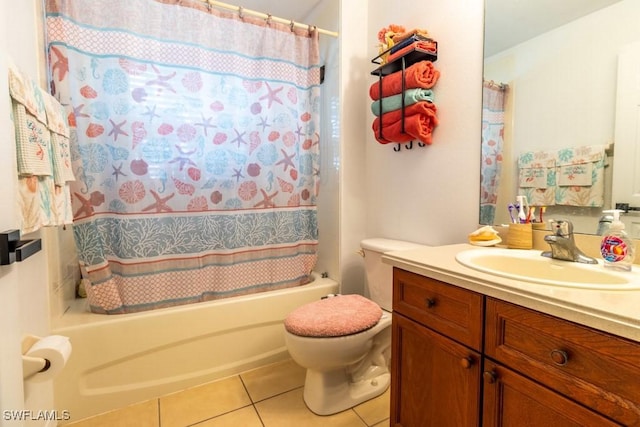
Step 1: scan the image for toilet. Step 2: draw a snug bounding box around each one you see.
[284,238,425,415]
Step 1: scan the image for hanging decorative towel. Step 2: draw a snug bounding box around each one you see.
[8,62,74,234]
[518,150,556,207]
[8,66,52,176]
[42,91,75,185]
[555,145,606,207]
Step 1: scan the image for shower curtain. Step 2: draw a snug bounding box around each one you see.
[480,81,507,225]
[45,0,321,313]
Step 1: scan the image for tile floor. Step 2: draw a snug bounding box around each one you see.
[65,359,390,427]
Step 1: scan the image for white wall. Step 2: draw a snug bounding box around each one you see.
[365,0,484,245]
[337,0,484,294]
[1,2,56,426]
[338,0,370,294]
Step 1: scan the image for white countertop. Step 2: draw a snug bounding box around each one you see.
[383,243,640,342]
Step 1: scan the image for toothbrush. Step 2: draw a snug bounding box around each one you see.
[539,206,546,223]
[528,206,535,223]
[516,195,527,223]
[508,204,516,223]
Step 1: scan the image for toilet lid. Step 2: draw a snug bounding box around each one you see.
[284,294,383,338]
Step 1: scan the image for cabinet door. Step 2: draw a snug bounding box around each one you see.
[391,313,480,427]
[485,298,640,425]
[482,360,621,427]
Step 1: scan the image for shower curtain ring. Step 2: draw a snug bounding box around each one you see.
[266,14,272,25]
[238,6,244,19]
[290,20,295,32]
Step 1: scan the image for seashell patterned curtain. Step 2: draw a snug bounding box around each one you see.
[44,0,321,313]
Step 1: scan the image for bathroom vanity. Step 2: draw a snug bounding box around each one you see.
[383,244,640,427]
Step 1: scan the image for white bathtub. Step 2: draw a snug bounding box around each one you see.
[52,273,339,422]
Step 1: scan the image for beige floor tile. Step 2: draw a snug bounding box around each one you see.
[241,358,306,402]
[371,420,390,427]
[160,376,251,427]
[192,406,263,427]
[353,387,390,426]
[65,399,158,427]
[255,388,367,427]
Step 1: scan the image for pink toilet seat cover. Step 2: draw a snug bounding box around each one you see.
[284,294,383,338]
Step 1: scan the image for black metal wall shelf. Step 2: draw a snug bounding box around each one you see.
[371,44,438,77]
[370,39,438,151]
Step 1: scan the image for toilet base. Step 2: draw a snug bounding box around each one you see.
[302,367,390,416]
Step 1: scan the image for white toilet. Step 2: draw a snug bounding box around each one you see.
[284,238,425,415]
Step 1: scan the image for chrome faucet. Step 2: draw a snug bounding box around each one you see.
[541,219,598,264]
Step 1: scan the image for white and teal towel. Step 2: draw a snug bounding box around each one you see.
[43,91,75,185]
[555,145,606,207]
[9,64,52,177]
[370,88,434,116]
[9,62,74,233]
[518,150,556,207]
[518,145,607,208]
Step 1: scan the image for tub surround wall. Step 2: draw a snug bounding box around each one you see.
[44,227,81,321]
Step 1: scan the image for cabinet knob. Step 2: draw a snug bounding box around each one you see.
[460,357,474,369]
[425,298,436,309]
[550,349,569,366]
[483,370,497,384]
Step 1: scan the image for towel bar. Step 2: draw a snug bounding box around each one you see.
[0,229,42,265]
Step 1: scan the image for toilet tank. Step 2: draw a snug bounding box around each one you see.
[361,238,427,311]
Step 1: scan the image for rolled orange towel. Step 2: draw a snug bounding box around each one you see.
[372,101,439,146]
[369,61,440,100]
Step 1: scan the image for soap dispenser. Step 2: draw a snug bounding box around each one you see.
[599,209,635,271]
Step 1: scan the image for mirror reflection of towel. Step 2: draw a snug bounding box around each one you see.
[518,151,556,207]
[519,167,548,188]
[555,145,606,207]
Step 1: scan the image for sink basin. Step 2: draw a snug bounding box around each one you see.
[455,248,640,290]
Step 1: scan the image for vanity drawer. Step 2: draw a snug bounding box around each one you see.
[485,298,640,426]
[393,268,483,350]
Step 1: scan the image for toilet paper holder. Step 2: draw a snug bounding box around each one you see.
[22,335,51,380]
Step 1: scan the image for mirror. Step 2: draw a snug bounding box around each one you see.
[481,0,640,235]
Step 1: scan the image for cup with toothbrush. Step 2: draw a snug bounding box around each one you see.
[507,196,533,249]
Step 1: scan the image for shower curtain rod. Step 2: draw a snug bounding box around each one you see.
[203,0,339,37]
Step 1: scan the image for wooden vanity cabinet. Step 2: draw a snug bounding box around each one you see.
[391,268,483,427]
[391,268,640,427]
[485,298,640,426]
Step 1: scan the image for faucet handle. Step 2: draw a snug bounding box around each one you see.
[549,219,573,237]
